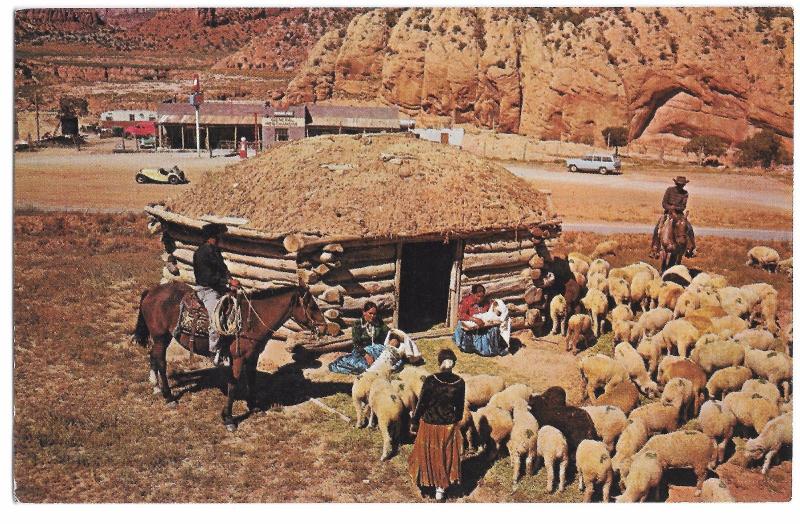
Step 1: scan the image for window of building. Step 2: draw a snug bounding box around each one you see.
[105,115,113,121]
[275,128,289,142]
[148,116,156,121]
[129,114,136,121]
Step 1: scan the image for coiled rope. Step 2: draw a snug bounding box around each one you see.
[212,293,242,337]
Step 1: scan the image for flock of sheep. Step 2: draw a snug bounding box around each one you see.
[347,244,792,502]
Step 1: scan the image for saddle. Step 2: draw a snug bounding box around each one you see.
[173,292,209,341]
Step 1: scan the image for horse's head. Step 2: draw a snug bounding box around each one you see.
[291,287,327,337]
[672,214,690,243]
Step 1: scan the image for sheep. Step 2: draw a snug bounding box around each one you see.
[629,403,681,436]
[581,288,609,337]
[397,365,429,398]
[645,278,664,310]
[657,282,685,311]
[673,289,701,319]
[635,430,717,495]
[709,315,749,337]
[777,257,792,276]
[536,425,569,493]
[700,478,736,502]
[743,412,792,475]
[697,288,722,309]
[611,304,634,326]
[615,450,663,502]
[743,348,792,400]
[367,378,405,460]
[698,400,737,464]
[593,380,640,415]
[741,378,782,406]
[610,262,658,284]
[569,257,590,277]
[576,440,613,502]
[582,405,628,453]
[652,319,700,358]
[747,246,780,272]
[565,313,594,354]
[656,358,707,417]
[706,366,753,399]
[590,240,618,259]
[613,320,635,345]
[662,264,692,286]
[630,271,654,312]
[579,354,630,402]
[611,420,649,483]
[352,366,392,428]
[574,272,588,289]
[529,386,599,451]
[690,272,728,290]
[588,258,611,278]
[689,340,746,374]
[722,391,780,434]
[718,287,749,319]
[632,307,673,341]
[508,402,540,486]
[655,355,682,384]
[458,400,477,452]
[549,294,568,336]
[463,374,506,409]
[661,377,697,422]
[614,342,659,398]
[608,276,631,307]
[734,329,777,352]
[751,293,779,335]
[487,383,535,412]
[587,272,609,294]
[569,251,592,265]
[740,282,777,305]
[473,405,513,460]
[636,337,662,376]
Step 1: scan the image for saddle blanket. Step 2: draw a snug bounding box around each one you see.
[173,292,209,339]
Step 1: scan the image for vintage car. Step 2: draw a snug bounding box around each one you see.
[565,153,622,175]
[135,166,188,184]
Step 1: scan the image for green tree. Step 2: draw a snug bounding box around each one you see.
[601,126,629,153]
[682,135,730,165]
[58,96,89,117]
[735,130,790,168]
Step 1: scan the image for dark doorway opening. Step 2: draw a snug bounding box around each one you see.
[398,241,454,332]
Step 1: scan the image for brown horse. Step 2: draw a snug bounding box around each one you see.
[133,282,326,430]
[657,213,695,273]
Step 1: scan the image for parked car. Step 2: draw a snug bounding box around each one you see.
[565,153,621,175]
[135,166,187,184]
[139,136,157,149]
[124,121,156,138]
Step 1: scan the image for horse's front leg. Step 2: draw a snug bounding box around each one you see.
[245,353,261,413]
[660,251,668,273]
[221,356,242,431]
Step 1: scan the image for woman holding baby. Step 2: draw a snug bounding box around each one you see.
[452,284,510,357]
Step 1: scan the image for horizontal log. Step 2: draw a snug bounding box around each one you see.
[528,254,546,270]
[273,327,290,341]
[480,276,532,298]
[339,312,394,327]
[510,316,527,330]
[171,249,298,283]
[325,261,396,283]
[283,233,316,253]
[463,248,538,272]
[507,303,530,314]
[461,267,526,285]
[297,269,320,286]
[171,263,294,290]
[341,293,395,313]
[163,223,292,259]
[464,237,539,254]
[338,244,397,265]
[174,241,298,271]
[325,322,342,337]
[323,243,344,254]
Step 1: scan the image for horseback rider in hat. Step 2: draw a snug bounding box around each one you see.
[650,176,696,259]
[194,223,239,366]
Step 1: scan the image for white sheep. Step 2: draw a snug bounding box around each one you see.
[587,272,609,294]
[690,272,728,290]
[612,420,649,483]
[657,282,685,311]
[367,377,406,460]
[566,313,594,354]
[488,383,534,412]
[582,405,628,453]
[645,278,664,311]
[615,450,663,502]
[747,246,780,272]
[722,391,780,434]
[607,277,630,307]
[631,307,673,342]
[751,293,780,335]
[661,377,697,422]
[590,240,618,260]
[652,319,700,358]
[579,354,630,402]
[611,304,634,326]
[508,402,540,486]
[662,264,692,286]
[629,403,681,436]
[614,342,659,398]
[473,405,513,460]
[589,258,611,277]
[613,320,635,345]
[581,288,609,337]
[743,348,792,400]
[744,412,792,475]
[718,287,749,319]
[352,365,392,428]
[689,340,746,374]
[636,337,661,376]
[741,378,782,406]
[463,374,507,409]
[630,271,654,312]
[549,294,568,336]
[709,315,749,337]
[734,329,776,352]
[576,439,613,502]
[673,289,701,319]
[698,400,737,464]
[536,425,569,493]
[636,430,717,495]
[697,288,722,309]
[397,365,430,398]
[706,366,753,399]
[700,478,736,502]
[569,257,590,277]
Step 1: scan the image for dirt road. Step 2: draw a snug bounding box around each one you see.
[563,222,793,241]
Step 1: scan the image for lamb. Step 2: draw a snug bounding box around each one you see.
[593,380,640,415]
[657,282,685,311]
[352,366,392,428]
[698,400,737,464]
[635,430,717,494]
[508,402,540,486]
[608,276,631,307]
[629,403,681,436]
[689,340,746,374]
[722,391,780,434]
[661,377,697,422]
[575,440,613,502]
[611,420,649,483]
[741,378,782,406]
[700,478,736,502]
[463,374,506,409]
[565,313,594,354]
[562,278,584,326]
[488,383,535,412]
[549,294,568,336]
[743,412,792,475]
[673,289,701,319]
[610,304,634,326]
[613,320,635,345]
[587,272,609,294]
[645,278,664,310]
[581,288,609,337]
[734,328,776,352]
[652,319,700,358]
[743,348,792,400]
[747,246,780,272]
[614,342,659,398]
[582,405,628,452]
[632,307,673,341]
[630,271,654,312]
[529,386,599,451]
[718,287,749,319]
[656,358,707,417]
[473,404,514,459]
[588,258,611,278]
[590,240,618,259]
[636,337,662,376]
[536,425,569,493]
[367,378,406,460]
[615,450,663,502]
[579,354,630,402]
[706,366,753,399]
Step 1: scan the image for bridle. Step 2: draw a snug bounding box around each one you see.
[293,288,326,338]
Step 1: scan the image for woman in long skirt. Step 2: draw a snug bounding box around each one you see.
[408,349,466,502]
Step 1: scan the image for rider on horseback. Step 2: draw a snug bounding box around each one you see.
[194,223,240,366]
[650,176,696,259]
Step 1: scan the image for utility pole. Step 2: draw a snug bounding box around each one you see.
[190,74,203,158]
[34,93,40,143]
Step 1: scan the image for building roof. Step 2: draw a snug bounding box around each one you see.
[306,104,400,130]
[161,134,557,242]
[158,101,266,125]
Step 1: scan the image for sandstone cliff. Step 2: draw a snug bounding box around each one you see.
[285,7,793,147]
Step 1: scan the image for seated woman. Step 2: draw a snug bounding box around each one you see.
[452,284,509,357]
[329,301,390,375]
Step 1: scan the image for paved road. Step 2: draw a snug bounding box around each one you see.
[562,222,793,242]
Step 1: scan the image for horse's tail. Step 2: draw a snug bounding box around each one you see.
[132,289,150,347]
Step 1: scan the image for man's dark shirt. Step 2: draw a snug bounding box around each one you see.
[193,242,231,292]
[662,186,688,213]
[411,372,466,425]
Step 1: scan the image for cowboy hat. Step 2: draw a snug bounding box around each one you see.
[201,222,228,238]
[673,176,689,185]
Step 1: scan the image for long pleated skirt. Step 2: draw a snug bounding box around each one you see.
[408,420,463,489]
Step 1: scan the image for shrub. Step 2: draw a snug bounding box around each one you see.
[601,126,629,150]
[682,135,730,165]
[735,130,791,168]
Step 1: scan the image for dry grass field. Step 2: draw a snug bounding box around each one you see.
[12,212,792,502]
